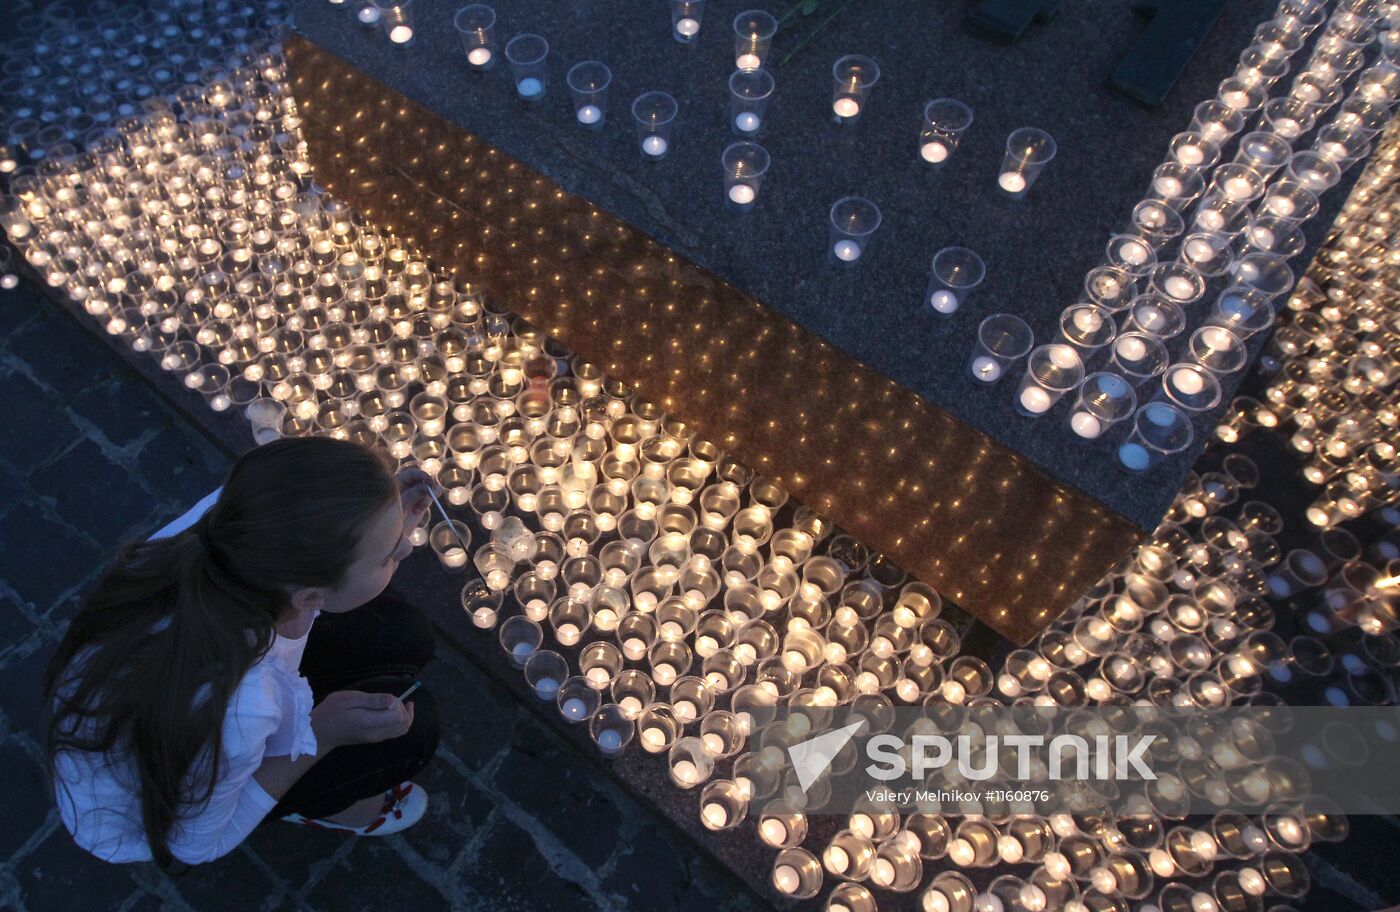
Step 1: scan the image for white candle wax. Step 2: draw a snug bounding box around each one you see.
[1223,176,1254,199]
[1266,194,1295,217]
[1252,226,1276,249]
[576,105,602,125]
[920,140,949,163]
[472,607,496,628]
[734,112,761,133]
[872,858,896,885]
[702,802,728,828]
[675,16,700,36]
[358,5,380,23]
[597,728,622,752]
[774,864,800,893]
[517,77,543,98]
[622,637,648,660]
[1072,308,1103,334]
[736,52,761,70]
[674,699,698,721]
[1019,386,1053,414]
[556,622,580,646]
[642,135,668,157]
[833,97,860,118]
[1164,275,1196,300]
[825,845,850,873]
[1274,117,1300,139]
[641,726,666,749]
[511,641,534,659]
[562,696,587,719]
[1185,239,1215,262]
[734,643,757,664]
[534,677,559,699]
[760,818,788,846]
[929,289,959,313]
[1172,369,1205,395]
[388,25,413,44]
[833,239,862,262]
[971,356,1003,383]
[728,184,756,205]
[1154,175,1183,197]
[653,662,676,684]
[998,171,1027,193]
[895,678,921,702]
[467,47,492,66]
[672,758,699,782]
[1071,411,1103,439]
[1221,90,1250,109]
[1119,240,1149,265]
[702,732,725,755]
[441,547,467,568]
[585,666,611,687]
[1177,144,1205,165]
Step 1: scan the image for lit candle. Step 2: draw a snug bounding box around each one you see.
[1019,386,1053,414]
[1177,144,1205,165]
[675,16,700,36]
[1185,238,1215,262]
[1220,89,1250,108]
[1118,239,1150,265]
[998,171,1027,194]
[1172,369,1205,396]
[948,838,976,867]
[358,5,380,23]
[971,356,1003,383]
[1164,276,1196,300]
[389,25,413,44]
[1154,175,1183,197]
[586,666,611,687]
[672,758,699,782]
[921,140,949,163]
[833,239,862,262]
[773,864,800,893]
[735,643,757,664]
[642,726,667,749]
[760,818,788,846]
[440,547,467,569]
[674,699,698,721]
[929,290,959,313]
[472,607,497,628]
[895,678,921,702]
[734,112,761,133]
[1277,816,1305,844]
[1223,175,1254,198]
[1072,308,1103,334]
[622,637,648,660]
[702,802,728,828]
[576,105,602,125]
[1070,412,1103,439]
[702,732,726,755]
[1238,867,1266,896]
[833,97,860,118]
[562,696,587,719]
[556,623,581,646]
[1265,194,1295,217]
[737,52,761,69]
[642,135,668,157]
[468,47,492,66]
[825,845,850,873]
[695,635,719,656]
[728,184,756,205]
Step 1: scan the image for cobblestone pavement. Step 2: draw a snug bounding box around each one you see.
[0,278,771,911]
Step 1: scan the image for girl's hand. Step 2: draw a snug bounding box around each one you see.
[395,466,438,528]
[311,690,415,749]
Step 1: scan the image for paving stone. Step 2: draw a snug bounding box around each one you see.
[0,468,27,523]
[6,308,114,402]
[167,841,280,912]
[0,505,101,612]
[453,815,601,912]
[0,740,51,860]
[0,639,56,741]
[13,825,143,912]
[130,424,228,514]
[0,283,42,336]
[0,594,40,658]
[30,440,159,549]
[401,752,496,866]
[241,819,348,897]
[302,839,451,912]
[423,653,522,773]
[491,725,623,870]
[70,378,165,449]
[0,372,75,473]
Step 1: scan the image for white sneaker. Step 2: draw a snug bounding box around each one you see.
[282,781,428,836]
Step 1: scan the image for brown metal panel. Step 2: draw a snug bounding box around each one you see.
[287,35,1142,643]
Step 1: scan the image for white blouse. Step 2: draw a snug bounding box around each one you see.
[53,488,320,864]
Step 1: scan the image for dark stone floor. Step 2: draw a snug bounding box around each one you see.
[0,277,770,912]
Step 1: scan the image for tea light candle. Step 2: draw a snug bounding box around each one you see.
[1220,89,1250,109]
[1071,412,1103,439]
[675,17,700,36]
[1164,276,1196,300]
[1073,308,1103,334]
[653,662,677,684]
[441,547,467,568]
[468,47,492,66]
[535,677,560,699]
[824,845,850,873]
[1172,369,1205,395]
[672,758,699,782]
[728,184,756,205]
[472,607,497,628]
[1119,239,1150,265]
[642,726,667,749]
[577,105,602,125]
[1019,386,1053,414]
[735,112,760,132]
[948,838,977,867]
[1223,175,1255,198]
[998,171,1027,193]
[674,699,699,721]
[556,622,581,646]
[1238,867,1266,896]
[737,52,761,69]
[929,290,958,313]
[703,802,728,827]
[1276,816,1305,844]
[586,666,611,687]
[388,25,413,44]
[642,135,668,157]
[1185,238,1215,262]
[735,643,757,664]
[702,732,725,755]
[872,858,896,885]
[516,77,543,99]
[774,864,800,893]
[597,729,622,752]
[562,696,588,719]
[971,356,1003,382]
[833,240,862,262]
[921,140,949,163]
[358,5,380,23]
[511,641,533,659]
[1154,175,1183,197]
[895,678,921,702]
[761,818,788,845]
[833,98,860,118]
[622,637,648,660]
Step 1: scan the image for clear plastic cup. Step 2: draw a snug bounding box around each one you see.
[997,127,1055,198]
[722,141,769,213]
[633,90,678,160]
[918,98,973,169]
[566,60,611,129]
[671,0,704,43]
[733,10,777,70]
[453,4,498,70]
[925,246,984,315]
[505,33,549,101]
[1014,344,1084,417]
[831,54,879,124]
[827,196,881,266]
[968,313,1032,384]
[1118,403,1193,472]
[1068,372,1137,440]
[728,68,774,137]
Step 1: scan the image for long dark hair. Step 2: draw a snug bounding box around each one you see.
[44,436,398,868]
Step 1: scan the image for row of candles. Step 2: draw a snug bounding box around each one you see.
[0,6,1394,910]
[957,0,1400,474]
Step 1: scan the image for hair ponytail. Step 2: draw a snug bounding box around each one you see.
[45,437,397,868]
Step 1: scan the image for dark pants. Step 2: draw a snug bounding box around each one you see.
[269,591,440,820]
